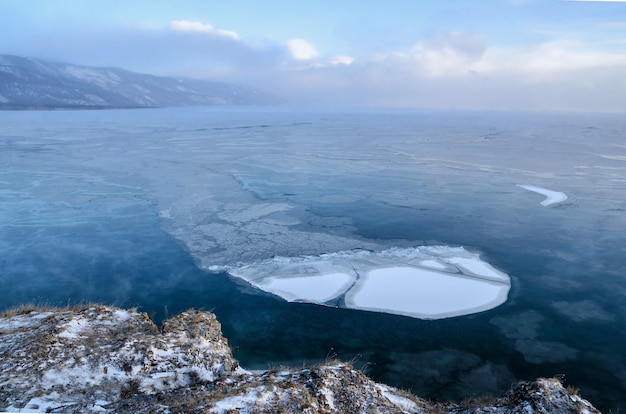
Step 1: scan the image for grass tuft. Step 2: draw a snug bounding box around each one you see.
[566,385,580,396]
[120,379,142,399]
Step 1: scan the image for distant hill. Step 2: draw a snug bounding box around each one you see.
[0,54,276,109]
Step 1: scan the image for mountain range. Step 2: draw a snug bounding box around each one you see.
[0,54,275,109]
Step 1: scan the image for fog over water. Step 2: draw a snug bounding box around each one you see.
[1,107,625,411]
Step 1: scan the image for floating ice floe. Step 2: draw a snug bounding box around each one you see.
[517,184,568,207]
[227,246,511,320]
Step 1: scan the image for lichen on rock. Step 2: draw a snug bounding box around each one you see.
[0,305,601,413]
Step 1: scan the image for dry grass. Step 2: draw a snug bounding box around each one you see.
[120,379,142,399]
[0,303,57,317]
[566,385,580,396]
[459,393,498,409]
[0,302,136,318]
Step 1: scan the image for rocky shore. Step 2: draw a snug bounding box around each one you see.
[0,305,600,413]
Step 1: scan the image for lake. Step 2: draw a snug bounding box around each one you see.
[1,107,625,411]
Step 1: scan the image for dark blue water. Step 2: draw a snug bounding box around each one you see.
[1,107,625,411]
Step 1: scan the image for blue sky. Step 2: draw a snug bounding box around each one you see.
[2,0,626,111]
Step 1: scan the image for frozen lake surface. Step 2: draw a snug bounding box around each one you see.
[1,107,625,411]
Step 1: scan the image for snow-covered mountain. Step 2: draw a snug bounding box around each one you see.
[0,54,275,109]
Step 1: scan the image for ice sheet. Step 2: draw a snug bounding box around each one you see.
[446,257,508,282]
[345,266,509,319]
[228,246,511,319]
[258,272,354,303]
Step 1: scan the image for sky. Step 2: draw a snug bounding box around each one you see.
[1,0,626,111]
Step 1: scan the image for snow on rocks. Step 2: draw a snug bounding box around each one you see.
[0,305,601,413]
[0,305,235,412]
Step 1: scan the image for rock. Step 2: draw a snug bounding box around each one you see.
[0,305,601,413]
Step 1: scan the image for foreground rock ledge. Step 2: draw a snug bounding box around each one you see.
[0,305,600,413]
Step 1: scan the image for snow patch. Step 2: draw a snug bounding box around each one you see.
[58,317,89,338]
[63,66,120,87]
[319,386,337,410]
[376,384,420,412]
[0,312,52,330]
[210,388,264,413]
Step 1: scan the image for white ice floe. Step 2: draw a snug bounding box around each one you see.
[446,256,508,282]
[259,272,354,303]
[227,246,510,320]
[517,184,568,207]
[345,266,509,319]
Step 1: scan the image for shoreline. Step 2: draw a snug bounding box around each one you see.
[0,304,601,413]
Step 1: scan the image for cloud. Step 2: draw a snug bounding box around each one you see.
[409,32,488,76]
[596,21,626,28]
[258,32,626,112]
[418,31,488,59]
[472,40,626,76]
[330,55,354,65]
[283,37,353,67]
[286,39,319,61]
[168,20,239,40]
